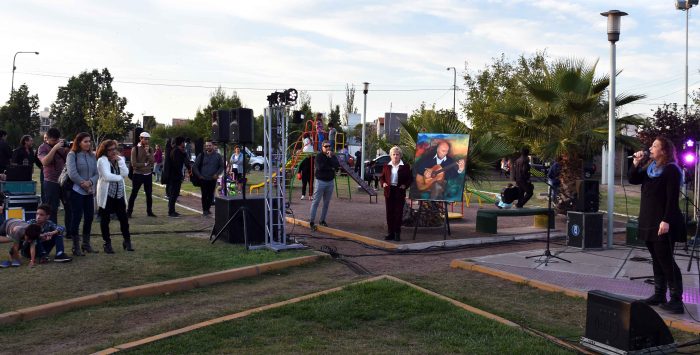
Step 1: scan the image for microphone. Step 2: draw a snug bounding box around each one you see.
[627,150,650,159]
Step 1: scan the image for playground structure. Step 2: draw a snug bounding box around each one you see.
[248,118,378,203]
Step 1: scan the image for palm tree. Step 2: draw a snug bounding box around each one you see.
[496,58,645,211]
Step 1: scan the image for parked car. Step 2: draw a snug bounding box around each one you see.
[245,148,266,171]
[364,154,390,177]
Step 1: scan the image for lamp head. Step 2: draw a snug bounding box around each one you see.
[600,10,628,42]
[363,82,369,95]
[34,52,39,55]
[676,0,699,10]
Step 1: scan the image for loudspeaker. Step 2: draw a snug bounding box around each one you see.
[233,108,254,144]
[194,138,204,158]
[292,110,304,124]
[212,109,232,143]
[134,127,144,145]
[213,196,279,245]
[576,179,599,212]
[567,211,603,249]
[581,290,676,354]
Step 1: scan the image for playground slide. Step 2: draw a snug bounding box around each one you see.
[337,159,377,197]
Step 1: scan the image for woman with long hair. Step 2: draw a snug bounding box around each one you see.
[629,136,686,314]
[66,132,98,255]
[95,140,133,253]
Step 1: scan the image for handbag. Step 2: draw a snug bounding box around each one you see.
[58,153,76,190]
[190,154,204,187]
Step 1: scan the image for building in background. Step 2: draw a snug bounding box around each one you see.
[39,107,52,136]
[172,118,191,126]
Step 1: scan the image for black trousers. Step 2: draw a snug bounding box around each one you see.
[167,179,182,214]
[301,176,310,196]
[515,181,533,208]
[99,196,131,245]
[127,174,153,214]
[646,240,683,294]
[200,179,216,212]
[384,186,406,235]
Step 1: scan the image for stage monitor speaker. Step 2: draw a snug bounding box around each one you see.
[581,290,676,354]
[576,179,599,212]
[212,109,232,143]
[233,108,254,144]
[567,211,603,249]
[213,196,279,245]
[292,110,304,124]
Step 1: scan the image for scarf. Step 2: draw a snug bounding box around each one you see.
[647,161,684,185]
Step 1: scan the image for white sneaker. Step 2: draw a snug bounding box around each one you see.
[300,195,305,200]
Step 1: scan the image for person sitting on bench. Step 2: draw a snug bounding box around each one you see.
[496,183,519,209]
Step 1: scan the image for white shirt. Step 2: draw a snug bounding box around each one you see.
[434,154,446,165]
[389,160,404,186]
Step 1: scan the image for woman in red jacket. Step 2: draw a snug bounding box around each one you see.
[380,146,413,241]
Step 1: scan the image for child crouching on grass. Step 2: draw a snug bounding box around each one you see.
[0,219,43,268]
[495,183,519,209]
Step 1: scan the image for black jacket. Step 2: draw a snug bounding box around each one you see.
[167,148,191,182]
[11,147,42,170]
[512,155,530,183]
[298,157,312,180]
[314,153,339,181]
[628,163,686,243]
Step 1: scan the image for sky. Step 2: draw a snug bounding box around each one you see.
[2,0,698,127]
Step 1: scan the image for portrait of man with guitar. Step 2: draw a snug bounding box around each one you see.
[411,139,466,201]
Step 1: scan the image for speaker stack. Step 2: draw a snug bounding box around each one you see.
[212,108,254,144]
[568,179,603,249]
[213,196,279,245]
[576,179,599,212]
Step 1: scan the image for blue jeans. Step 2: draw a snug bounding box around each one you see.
[43,181,71,226]
[309,179,334,224]
[69,191,94,238]
[36,235,66,257]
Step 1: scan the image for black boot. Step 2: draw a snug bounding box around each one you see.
[394,231,401,241]
[123,238,135,252]
[384,233,394,241]
[81,234,99,254]
[642,277,667,306]
[103,241,115,254]
[72,236,84,256]
[660,287,684,314]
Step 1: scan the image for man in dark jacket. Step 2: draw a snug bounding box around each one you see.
[309,141,339,230]
[513,147,534,208]
[0,130,12,173]
[11,134,42,174]
[166,136,191,218]
[193,140,224,216]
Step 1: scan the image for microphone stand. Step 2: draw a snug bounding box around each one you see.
[526,177,571,266]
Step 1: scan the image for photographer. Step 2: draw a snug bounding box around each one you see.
[38,128,71,224]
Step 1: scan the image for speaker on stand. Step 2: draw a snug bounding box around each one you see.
[576,179,600,212]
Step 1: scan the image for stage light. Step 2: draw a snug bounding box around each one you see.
[682,139,697,168]
[683,152,696,165]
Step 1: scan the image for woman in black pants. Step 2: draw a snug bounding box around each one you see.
[95,140,134,253]
[629,136,686,314]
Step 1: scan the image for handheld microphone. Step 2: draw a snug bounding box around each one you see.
[627,149,650,159]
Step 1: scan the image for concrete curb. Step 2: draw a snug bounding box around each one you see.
[450,259,700,334]
[0,254,324,326]
[93,274,588,354]
[286,217,398,250]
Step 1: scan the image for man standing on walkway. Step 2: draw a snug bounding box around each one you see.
[38,128,71,225]
[166,136,191,218]
[309,140,339,231]
[513,147,534,208]
[127,131,156,218]
[192,140,224,216]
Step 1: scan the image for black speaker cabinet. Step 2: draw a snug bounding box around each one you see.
[292,110,304,124]
[567,211,603,249]
[213,196,279,245]
[576,179,599,212]
[212,109,232,143]
[581,290,675,354]
[234,108,254,144]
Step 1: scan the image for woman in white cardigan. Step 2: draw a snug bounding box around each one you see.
[96,139,134,253]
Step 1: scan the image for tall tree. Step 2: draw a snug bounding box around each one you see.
[343,84,357,126]
[328,104,342,131]
[463,52,547,135]
[192,87,242,140]
[637,103,700,149]
[0,84,40,148]
[50,68,133,142]
[497,58,645,211]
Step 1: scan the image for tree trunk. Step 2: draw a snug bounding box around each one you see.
[555,154,583,214]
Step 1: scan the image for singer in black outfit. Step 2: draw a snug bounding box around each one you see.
[628,137,686,314]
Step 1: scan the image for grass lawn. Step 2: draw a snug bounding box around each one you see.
[125,279,573,355]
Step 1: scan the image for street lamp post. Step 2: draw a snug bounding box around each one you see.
[360,82,369,181]
[601,10,627,249]
[446,67,456,114]
[11,51,39,94]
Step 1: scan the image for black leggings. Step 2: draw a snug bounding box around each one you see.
[99,196,131,245]
[646,239,683,292]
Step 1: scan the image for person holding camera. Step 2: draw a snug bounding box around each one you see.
[38,128,71,225]
[308,140,339,231]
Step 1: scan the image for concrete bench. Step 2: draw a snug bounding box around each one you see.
[475,208,555,234]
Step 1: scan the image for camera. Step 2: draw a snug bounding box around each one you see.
[62,139,70,148]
